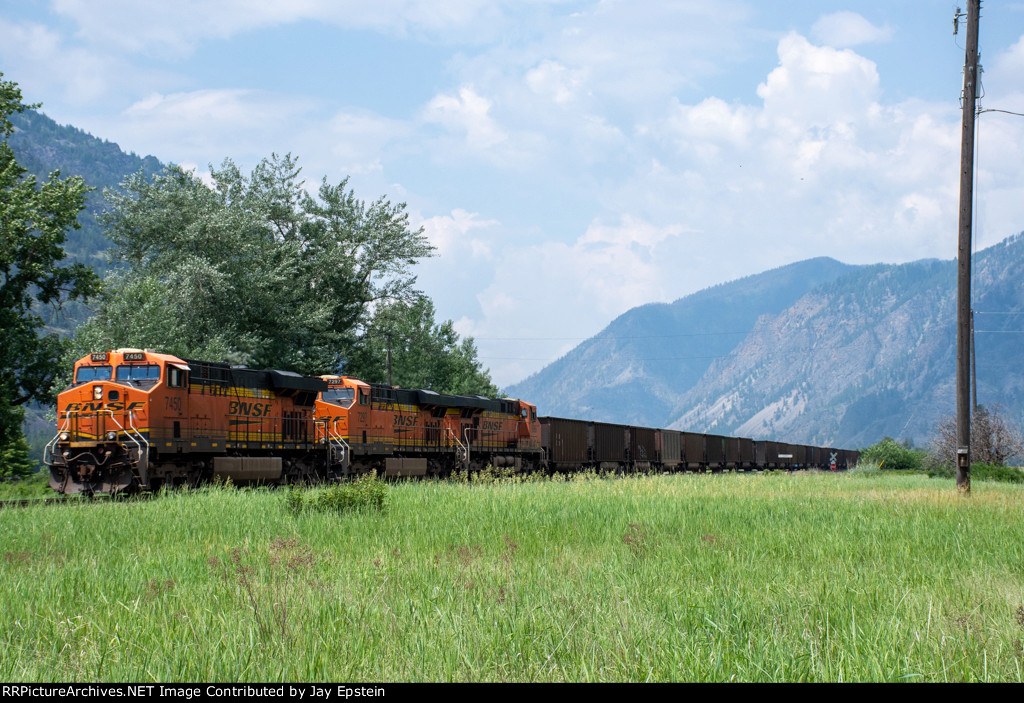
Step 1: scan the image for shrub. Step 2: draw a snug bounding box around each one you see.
[972,463,1024,483]
[925,463,954,480]
[859,437,926,471]
[285,474,388,514]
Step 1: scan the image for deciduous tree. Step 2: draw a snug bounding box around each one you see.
[76,153,499,396]
[346,296,500,396]
[76,155,434,375]
[930,405,1024,467]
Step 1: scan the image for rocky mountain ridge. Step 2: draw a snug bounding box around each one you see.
[510,236,1024,448]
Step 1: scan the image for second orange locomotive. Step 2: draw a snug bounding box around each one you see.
[315,375,542,478]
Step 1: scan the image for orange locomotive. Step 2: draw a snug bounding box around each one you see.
[45,349,544,494]
[314,376,543,477]
[46,349,327,494]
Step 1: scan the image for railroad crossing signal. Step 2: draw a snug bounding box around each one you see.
[829,452,837,471]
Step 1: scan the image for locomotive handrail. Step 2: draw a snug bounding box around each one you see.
[462,426,518,452]
[326,418,350,471]
[49,407,150,472]
[125,410,150,469]
[97,408,148,471]
[43,412,73,466]
[448,427,469,469]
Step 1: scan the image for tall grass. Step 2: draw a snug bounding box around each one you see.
[1,473,1023,681]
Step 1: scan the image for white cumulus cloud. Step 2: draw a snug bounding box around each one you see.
[811,11,894,48]
[424,86,508,150]
[415,208,498,257]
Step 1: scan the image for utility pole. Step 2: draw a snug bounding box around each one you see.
[955,1,981,494]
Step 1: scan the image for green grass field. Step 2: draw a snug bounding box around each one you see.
[2,471,1023,682]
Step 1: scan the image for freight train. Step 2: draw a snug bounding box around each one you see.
[44,349,859,495]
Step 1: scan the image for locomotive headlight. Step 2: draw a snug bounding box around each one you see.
[106,431,117,441]
[62,450,71,459]
[93,385,103,400]
[59,432,70,441]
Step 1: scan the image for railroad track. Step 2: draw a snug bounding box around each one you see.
[0,494,145,510]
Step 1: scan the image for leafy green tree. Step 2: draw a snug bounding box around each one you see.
[76,154,496,392]
[0,73,101,452]
[346,296,500,396]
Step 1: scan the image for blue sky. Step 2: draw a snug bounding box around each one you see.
[2,1,1023,387]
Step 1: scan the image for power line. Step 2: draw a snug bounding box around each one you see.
[978,108,1024,117]
[480,354,729,362]
[474,331,749,342]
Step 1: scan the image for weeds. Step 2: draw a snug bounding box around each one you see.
[0,472,52,499]
[449,465,540,484]
[448,464,629,485]
[207,537,324,645]
[622,523,654,558]
[848,461,881,476]
[284,473,388,514]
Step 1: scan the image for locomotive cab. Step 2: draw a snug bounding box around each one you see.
[46,349,190,494]
[515,400,542,448]
[314,376,365,475]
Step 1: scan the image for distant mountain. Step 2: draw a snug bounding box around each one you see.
[5,109,163,271]
[510,235,1024,448]
[669,235,1024,447]
[507,257,858,425]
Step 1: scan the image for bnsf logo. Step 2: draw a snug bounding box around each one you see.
[393,414,417,427]
[482,420,503,431]
[63,401,145,413]
[228,401,272,417]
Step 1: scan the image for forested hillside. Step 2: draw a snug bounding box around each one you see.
[7,109,162,272]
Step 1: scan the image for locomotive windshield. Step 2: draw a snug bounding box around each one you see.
[321,387,355,408]
[115,364,162,383]
[75,365,112,383]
